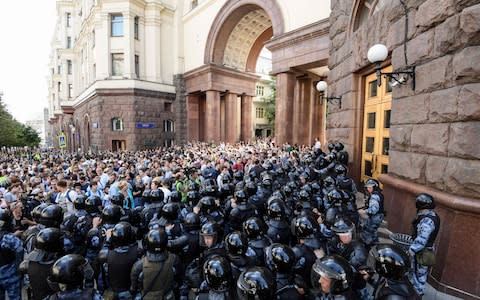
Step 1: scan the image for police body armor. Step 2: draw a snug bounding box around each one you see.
[267,219,290,245]
[412,213,440,248]
[292,244,317,286]
[374,278,420,300]
[229,203,256,231]
[365,191,384,215]
[27,251,58,300]
[107,245,138,293]
[142,254,174,300]
[275,273,305,300]
[248,236,272,266]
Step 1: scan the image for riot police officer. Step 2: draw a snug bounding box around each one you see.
[359,179,385,248]
[265,243,306,299]
[99,222,139,299]
[225,231,255,282]
[372,244,420,299]
[20,227,63,300]
[236,266,276,300]
[242,217,272,266]
[0,208,24,300]
[167,212,201,267]
[266,199,290,245]
[310,255,355,299]
[130,228,182,300]
[409,193,440,296]
[46,254,101,300]
[229,190,257,231]
[196,256,234,299]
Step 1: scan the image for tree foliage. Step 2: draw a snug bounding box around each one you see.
[262,77,276,125]
[0,98,41,147]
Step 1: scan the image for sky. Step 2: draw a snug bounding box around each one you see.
[0,1,57,123]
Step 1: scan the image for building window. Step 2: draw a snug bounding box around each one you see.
[134,16,139,40]
[134,55,139,78]
[92,30,95,48]
[67,60,72,75]
[353,0,387,32]
[57,65,61,74]
[112,118,124,131]
[164,102,172,112]
[111,53,124,76]
[256,107,264,119]
[93,63,96,78]
[111,14,123,37]
[256,85,264,96]
[68,84,73,98]
[67,36,72,48]
[191,0,198,9]
[57,82,61,92]
[66,12,71,27]
[163,120,174,132]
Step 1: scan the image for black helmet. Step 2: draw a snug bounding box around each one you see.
[334,142,344,152]
[225,231,248,256]
[36,227,63,252]
[237,267,275,300]
[0,208,12,231]
[187,190,200,205]
[331,218,354,235]
[334,164,348,176]
[200,221,222,247]
[150,189,164,203]
[364,178,380,191]
[39,204,64,228]
[203,256,232,291]
[110,222,134,248]
[271,190,285,201]
[202,182,217,197]
[415,193,435,210]
[161,202,179,221]
[110,194,125,206]
[323,176,336,189]
[48,254,88,290]
[184,212,201,231]
[145,228,168,253]
[311,182,321,193]
[282,185,293,196]
[327,142,335,153]
[327,189,343,205]
[267,199,286,220]
[101,205,122,225]
[243,217,266,239]
[265,243,295,273]
[311,255,353,294]
[199,196,216,213]
[298,189,311,202]
[245,182,257,197]
[262,176,272,187]
[294,215,318,239]
[234,190,247,203]
[85,196,102,214]
[373,244,411,280]
[31,203,49,222]
[73,195,86,210]
[169,191,181,203]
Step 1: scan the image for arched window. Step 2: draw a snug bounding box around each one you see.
[352,0,387,32]
[112,118,124,131]
[163,120,174,132]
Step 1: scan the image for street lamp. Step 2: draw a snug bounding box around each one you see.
[367,43,416,90]
[315,81,342,109]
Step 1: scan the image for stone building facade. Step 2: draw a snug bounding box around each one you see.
[326,0,480,298]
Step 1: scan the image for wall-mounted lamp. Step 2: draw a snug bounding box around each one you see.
[315,81,342,109]
[367,44,416,90]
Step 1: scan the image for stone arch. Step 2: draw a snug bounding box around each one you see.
[349,0,388,34]
[204,0,284,70]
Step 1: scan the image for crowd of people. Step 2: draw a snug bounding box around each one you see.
[0,139,439,300]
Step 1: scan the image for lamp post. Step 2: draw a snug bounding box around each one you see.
[315,81,342,109]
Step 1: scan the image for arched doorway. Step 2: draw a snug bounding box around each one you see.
[185,0,330,145]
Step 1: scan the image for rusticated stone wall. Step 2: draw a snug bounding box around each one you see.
[328,0,480,297]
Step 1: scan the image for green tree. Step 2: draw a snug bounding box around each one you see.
[262,77,276,125]
[0,98,41,147]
